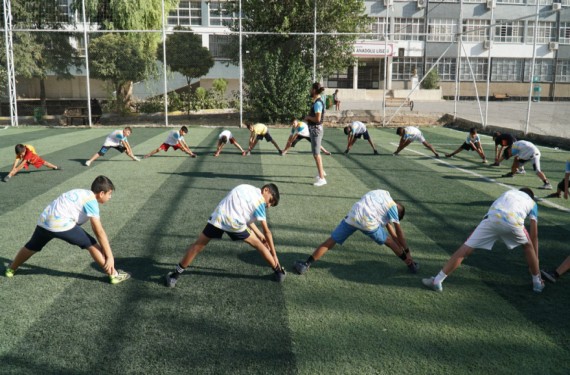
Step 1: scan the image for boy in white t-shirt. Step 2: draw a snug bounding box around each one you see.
[501,140,552,190]
[164,183,286,287]
[281,118,331,156]
[393,126,440,158]
[293,189,418,275]
[4,176,130,284]
[213,130,246,157]
[84,127,139,166]
[422,188,544,293]
[445,127,488,163]
[343,121,379,155]
[144,126,197,158]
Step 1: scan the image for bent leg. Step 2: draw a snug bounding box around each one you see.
[244,234,278,268]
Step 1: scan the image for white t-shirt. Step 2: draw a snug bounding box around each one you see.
[344,190,400,231]
[403,126,423,142]
[38,189,100,232]
[291,122,310,138]
[208,184,267,233]
[512,140,540,160]
[486,190,538,227]
[103,130,126,147]
[350,121,367,135]
[219,130,233,142]
[165,130,183,146]
[465,134,481,145]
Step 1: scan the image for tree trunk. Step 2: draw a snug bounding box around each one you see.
[40,78,47,115]
[117,81,134,113]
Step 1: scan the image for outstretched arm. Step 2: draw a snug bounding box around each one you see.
[90,217,115,273]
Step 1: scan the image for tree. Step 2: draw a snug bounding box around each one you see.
[228,0,368,122]
[157,26,214,113]
[421,69,440,90]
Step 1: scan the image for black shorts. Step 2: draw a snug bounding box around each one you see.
[25,225,97,252]
[202,222,251,241]
[461,143,477,151]
[558,179,565,191]
[292,135,310,147]
[256,133,274,142]
[355,131,370,140]
[98,145,126,156]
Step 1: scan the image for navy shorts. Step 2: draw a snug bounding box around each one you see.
[355,131,370,140]
[461,143,477,151]
[557,179,565,191]
[292,135,310,147]
[98,145,126,156]
[25,225,97,252]
[202,222,251,241]
[256,133,274,142]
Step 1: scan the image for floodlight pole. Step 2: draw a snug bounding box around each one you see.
[3,0,18,126]
[382,5,389,127]
[484,7,495,128]
[239,0,243,128]
[453,0,464,120]
[524,1,540,135]
[81,0,93,127]
[313,0,317,81]
[161,0,169,126]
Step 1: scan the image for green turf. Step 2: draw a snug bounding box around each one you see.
[0,126,569,374]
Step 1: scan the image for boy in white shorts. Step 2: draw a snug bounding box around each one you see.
[343,121,379,155]
[282,118,331,156]
[85,127,139,166]
[393,126,439,158]
[213,130,246,157]
[293,189,418,275]
[422,188,544,293]
[501,140,552,190]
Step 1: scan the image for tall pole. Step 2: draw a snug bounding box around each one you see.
[239,0,243,127]
[524,1,540,135]
[453,0,463,120]
[313,0,317,81]
[81,0,93,127]
[382,5,389,127]
[3,0,18,126]
[484,7,495,128]
[161,0,169,126]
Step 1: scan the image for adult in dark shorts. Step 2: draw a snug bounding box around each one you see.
[492,131,516,166]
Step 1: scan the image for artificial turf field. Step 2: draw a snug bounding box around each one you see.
[0,125,569,375]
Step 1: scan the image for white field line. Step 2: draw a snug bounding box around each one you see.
[389,142,570,213]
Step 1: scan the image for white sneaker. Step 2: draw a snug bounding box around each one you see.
[314,171,327,180]
[84,160,91,167]
[516,167,526,175]
[133,156,141,162]
[313,178,327,187]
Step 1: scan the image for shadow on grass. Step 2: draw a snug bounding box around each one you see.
[0,255,104,283]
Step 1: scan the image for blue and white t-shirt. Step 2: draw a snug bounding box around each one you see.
[208,185,267,233]
[465,134,481,145]
[219,130,233,142]
[165,130,183,146]
[291,121,310,138]
[512,140,539,160]
[403,126,422,141]
[344,190,399,231]
[38,189,100,232]
[486,190,538,227]
[103,130,126,147]
[350,121,367,135]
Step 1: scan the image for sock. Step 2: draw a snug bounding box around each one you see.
[172,263,186,279]
[112,270,119,277]
[433,270,447,284]
[306,256,315,266]
[532,274,541,284]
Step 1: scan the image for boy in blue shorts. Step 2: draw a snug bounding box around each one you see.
[85,127,139,166]
[343,121,379,155]
[293,189,418,275]
[4,175,130,284]
[164,183,286,287]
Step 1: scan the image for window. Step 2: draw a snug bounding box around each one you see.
[560,22,570,44]
[428,19,458,42]
[360,17,388,41]
[430,0,460,2]
[462,19,490,43]
[459,58,488,81]
[527,21,556,44]
[358,59,382,89]
[494,21,524,43]
[168,1,202,26]
[393,18,425,41]
[392,57,424,80]
[491,58,524,82]
[209,35,236,59]
[524,59,554,82]
[209,1,235,27]
[556,60,570,82]
[426,58,457,81]
[325,68,354,89]
[463,0,485,3]
[496,0,524,4]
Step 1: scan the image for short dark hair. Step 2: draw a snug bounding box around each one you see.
[244,120,253,128]
[311,82,325,94]
[220,135,228,144]
[396,202,405,221]
[91,175,115,194]
[469,127,477,134]
[15,144,26,154]
[262,183,280,207]
[519,187,534,200]
[493,131,501,140]
[180,126,188,133]
[124,126,132,132]
[344,126,351,135]
[396,127,404,136]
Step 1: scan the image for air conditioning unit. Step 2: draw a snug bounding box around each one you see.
[483,40,493,49]
[552,2,562,10]
[487,0,496,9]
[384,0,393,6]
[549,41,559,51]
[417,0,426,8]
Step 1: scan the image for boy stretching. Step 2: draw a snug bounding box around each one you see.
[541,256,570,283]
[502,140,552,190]
[4,175,130,284]
[445,127,487,163]
[344,121,379,155]
[84,127,139,166]
[245,121,282,155]
[213,130,246,157]
[545,159,570,199]
[282,118,331,156]
[164,184,286,287]
[144,126,197,158]
[491,131,516,166]
[3,144,61,182]
[393,126,439,158]
[293,189,418,275]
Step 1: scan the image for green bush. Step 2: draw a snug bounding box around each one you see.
[421,69,440,90]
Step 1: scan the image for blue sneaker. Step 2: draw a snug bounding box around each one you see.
[422,277,443,292]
